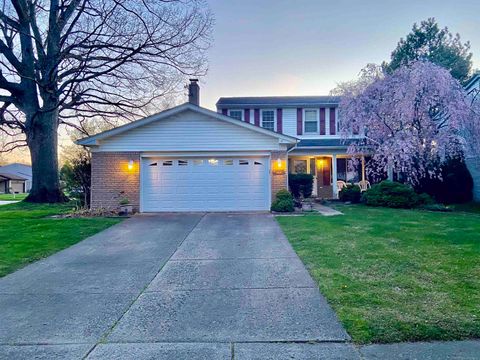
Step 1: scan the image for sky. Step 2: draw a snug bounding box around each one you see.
[201,0,480,110]
[4,0,480,164]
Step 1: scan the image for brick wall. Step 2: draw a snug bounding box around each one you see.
[271,151,288,201]
[91,152,140,211]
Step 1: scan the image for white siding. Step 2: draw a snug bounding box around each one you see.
[466,157,480,202]
[96,110,282,152]
[282,108,297,137]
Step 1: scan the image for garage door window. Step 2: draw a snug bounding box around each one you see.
[149,162,158,167]
[162,160,173,166]
[254,161,263,166]
[208,159,219,166]
[193,159,204,166]
[224,159,234,165]
[239,160,249,165]
[178,160,188,166]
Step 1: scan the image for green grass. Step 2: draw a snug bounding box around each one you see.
[0,193,28,201]
[450,202,480,214]
[277,205,480,344]
[0,201,122,277]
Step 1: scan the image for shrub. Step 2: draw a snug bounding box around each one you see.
[415,157,473,204]
[288,173,314,199]
[271,190,294,212]
[362,181,421,208]
[339,184,361,203]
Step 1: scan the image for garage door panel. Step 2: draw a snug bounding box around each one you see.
[141,156,270,212]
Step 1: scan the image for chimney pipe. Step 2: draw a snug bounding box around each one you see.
[188,79,200,106]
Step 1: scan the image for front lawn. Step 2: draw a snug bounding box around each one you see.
[0,202,122,277]
[0,193,28,201]
[277,205,480,344]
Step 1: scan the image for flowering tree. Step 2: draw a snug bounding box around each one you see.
[337,60,472,184]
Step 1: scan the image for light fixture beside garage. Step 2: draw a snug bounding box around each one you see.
[272,158,286,174]
[128,160,134,171]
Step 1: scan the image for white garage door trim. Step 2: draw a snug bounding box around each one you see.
[140,154,271,212]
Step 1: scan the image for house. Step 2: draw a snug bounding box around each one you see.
[78,80,363,212]
[465,72,480,201]
[0,172,28,194]
[216,96,366,198]
[0,163,32,193]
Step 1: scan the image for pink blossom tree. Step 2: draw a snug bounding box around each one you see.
[337,60,472,184]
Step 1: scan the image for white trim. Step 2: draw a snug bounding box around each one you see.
[77,103,297,146]
[303,108,319,135]
[140,151,271,158]
[228,109,244,121]
[260,109,276,132]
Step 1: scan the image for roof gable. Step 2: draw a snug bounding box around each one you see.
[77,103,297,147]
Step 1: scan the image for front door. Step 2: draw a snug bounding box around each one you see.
[316,157,333,198]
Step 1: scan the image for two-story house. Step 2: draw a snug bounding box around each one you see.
[78,80,366,212]
[217,96,366,199]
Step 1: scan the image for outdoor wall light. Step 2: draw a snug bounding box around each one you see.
[128,160,134,170]
[272,158,286,174]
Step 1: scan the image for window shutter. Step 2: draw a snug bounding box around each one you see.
[329,108,336,135]
[222,109,228,116]
[296,108,303,135]
[276,109,283,133]
[245,109,250,123]
[320,108,326,135]
[254,109,260,126]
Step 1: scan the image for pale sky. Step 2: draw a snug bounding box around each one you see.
[201,0,480,110]
[5,0,480,164]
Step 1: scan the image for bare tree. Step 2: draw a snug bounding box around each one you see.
[0,0,212,202]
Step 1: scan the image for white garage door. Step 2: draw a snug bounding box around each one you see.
[141,156,270,212]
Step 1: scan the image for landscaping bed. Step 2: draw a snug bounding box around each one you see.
[0,202,122,277]
[276,204,480,344]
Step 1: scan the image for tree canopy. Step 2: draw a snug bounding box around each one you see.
[384,18,473,83]
[338,60,473,184]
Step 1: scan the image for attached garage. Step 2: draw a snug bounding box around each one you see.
[78,103,297,212]
[141,156,270,212]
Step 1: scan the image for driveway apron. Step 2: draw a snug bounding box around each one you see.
[0,213,351,359]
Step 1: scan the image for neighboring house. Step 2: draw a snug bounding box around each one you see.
[465,72,480,201]
[216,96,365,199]
[0,172,28,194]
[0,163,32,193]
[78,80,365,212]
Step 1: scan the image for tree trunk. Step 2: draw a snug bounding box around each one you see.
[25,110,67,203]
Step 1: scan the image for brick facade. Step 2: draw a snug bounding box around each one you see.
[271,150,288,201]
[91,152,140,211]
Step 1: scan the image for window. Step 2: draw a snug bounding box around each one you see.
[162,160,173,166]
[293,160,307,174]
[224,159,234,165]
[261,110,275,131]
[193,159,204,166]
[304,109,318,134]
[149,162,158,167]
[239,160,249,165]
[228,109,243,121]
[254,161,263,166]
[208,158,218,166]
[178,160,188,166]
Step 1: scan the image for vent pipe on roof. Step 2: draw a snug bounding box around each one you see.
[188,79,200,106]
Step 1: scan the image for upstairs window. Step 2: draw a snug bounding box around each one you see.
[304,109,318,134]
[228,109,243,121]
[261,110,275,131]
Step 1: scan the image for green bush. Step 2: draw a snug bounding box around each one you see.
[275,189,293,201]
[362,181,422,208]
[288,173,314,199]
[339,184,361,203]
[271,190,294,212]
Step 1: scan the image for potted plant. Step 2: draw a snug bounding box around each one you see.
[119,197,133,215]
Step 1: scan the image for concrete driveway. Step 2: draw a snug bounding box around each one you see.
[0,213,353,359]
